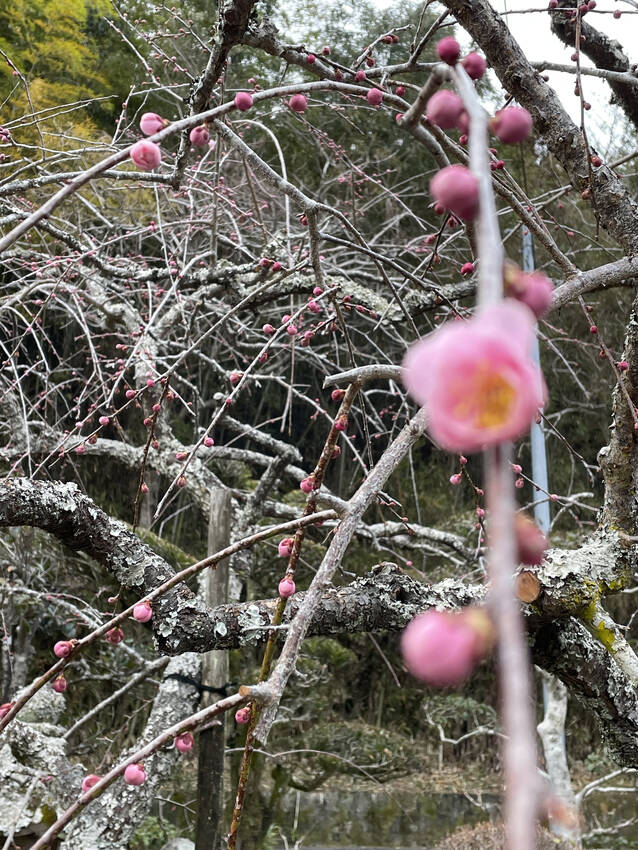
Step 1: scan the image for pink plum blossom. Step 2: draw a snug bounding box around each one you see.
[490,106,533,143]
[235,707,251,724]
[133,601,152,623]
[504,264,554,319]
[130,140,161,171]
[52,675,67,692]
[289,94,308,113]
[430,165,479,221]
[367,89,383,107]
[234,92,253,111]
[189,125,210,146]
[140,113,166,135]
[462,52,487,80]
[278,537,294,558]
[124,763,146,786]
[175,732,194,752]
[278,576,296,598]
[426,90,464,130]
[401,609,484,686]
[402,300,546,453]
[82,774,101,793]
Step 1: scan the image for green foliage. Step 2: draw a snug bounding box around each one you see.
[130,816,178,850]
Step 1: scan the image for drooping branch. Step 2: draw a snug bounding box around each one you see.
[550,2,638,133]
[441,0,638,255]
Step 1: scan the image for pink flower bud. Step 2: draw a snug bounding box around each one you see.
[281,314,291,323]
[106,627,124,645]
[177,475,187,488]
[476,507,485,518]
[461,52,487,80]
[133,601,152,623]
[229,372,242,385]
[263,323,276,335]
[52,675,68,693]
[331,445,341,459]
[278,576,296,598]
[426,90,464,130]
[436,36,461,65]
[124,763,146,786]
[140,112,166,135]
[307,299,321,314]
[126,389,136,399]
[0,703,14,719]
[430,165,479,221]
[146,378,155,387]
[54,640,73,658]
[367,88,383,107]
[503,264,554,319]
[515,514,548,566]
[401,609,486,686]
[449,473,462,485]
[489,107,533,144]
[98,416,110,426]
[334,414,348,431]
[515,477,524,488]
[286,324,298,336]
[234,92,253,111]
[306,53,316,64]
[204,437,215,447]
[618,361,629,372]
[354,70,366,82]
[313,286,323,295]
[322,45,330,55]
[460,262,474,275]
[82,774,101,793]
[130,140,162,171]
[331,388,346,402]
[396,85,405,96]
[290,94,308,113]
[259,257,271,268]
[272,262,282,271]
[300,476,315,493]
[176,451,188,461]
[235,707,251,724]
[278,537,294,558]
[189,125,210,146]
[175,732,194,753]
[141,482,149,494]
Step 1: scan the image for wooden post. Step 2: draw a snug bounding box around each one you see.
[196,489,232,850]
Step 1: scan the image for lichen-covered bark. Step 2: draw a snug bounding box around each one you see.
[532,618,638,767]
[441,0,638,254]
[551,1,638,133]
[598,295,638,533]
[60,654,201,850]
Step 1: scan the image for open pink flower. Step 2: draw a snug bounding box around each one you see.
[403,300,545,453]
[130,140,161,171]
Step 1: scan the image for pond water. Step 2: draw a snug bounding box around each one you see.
[272,787,638,849]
